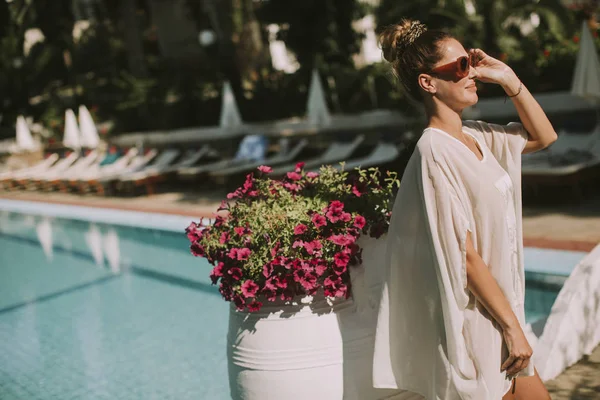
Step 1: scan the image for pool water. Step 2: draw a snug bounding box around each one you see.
[0,211,588,399]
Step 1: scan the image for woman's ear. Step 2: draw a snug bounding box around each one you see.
[418,73,436,94]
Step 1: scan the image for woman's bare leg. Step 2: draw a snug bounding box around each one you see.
[502,367,551,400]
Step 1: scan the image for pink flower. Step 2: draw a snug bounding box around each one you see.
[270,241,281,258]
[228,267,243,281]
[190,243,205,257]
[304,240,322,255]
[209,262,224,284]
[324,275,348,298]
[325,200,345,223]
[286,171,302,181]
[294,224,308,235]
[214,215,226,227]
[233,295,246,311]
[274,275,288,289]
[217,200,229,211]
[241,279,259,297]
[248,300,262,312]
[354,215,366,229]
[283,182,301,193]
[328,234,355,246]
[294,269,318,292]
[263,262,274,278]
[219,232,230,244]
[247,190,259,197]
[227,190,240,199]
[228,247,252,261]
[219,283,233,301]
[234,226,248,236]
[312,259,327,276]
[258,165,272,174]
[295,162,305,171]
[185,222,203,242]
[311,214,327,228]
[340,212,352,222]
[237,248,251,261]
[306,172,319,179]
[352,181,367,197]
[334,251,350,268]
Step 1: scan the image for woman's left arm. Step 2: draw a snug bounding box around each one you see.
[471,48,558,154]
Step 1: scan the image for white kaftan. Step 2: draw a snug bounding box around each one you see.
[373,120,535,400]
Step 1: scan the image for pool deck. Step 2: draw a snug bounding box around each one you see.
[1,189,600,397]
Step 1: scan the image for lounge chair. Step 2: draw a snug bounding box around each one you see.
[522,127,600,199]
[86,149,170,196]
[116,145,220,195]
[11,152,79,190]
[326,141,400,171]
[178,134,269,181]
[66,148,139,193]
[0,154,59,189]
[209,139,309,182]
[269,134,365,176]
[39,150,101,191]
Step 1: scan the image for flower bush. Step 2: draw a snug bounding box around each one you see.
[186,162,400,312]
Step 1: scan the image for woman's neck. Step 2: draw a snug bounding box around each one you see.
[426,102,464,138]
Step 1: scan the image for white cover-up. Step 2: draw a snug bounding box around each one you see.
[373,120,534,400]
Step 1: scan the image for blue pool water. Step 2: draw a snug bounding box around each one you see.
[0,210,588,399]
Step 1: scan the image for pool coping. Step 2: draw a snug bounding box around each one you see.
[0,197,597,252]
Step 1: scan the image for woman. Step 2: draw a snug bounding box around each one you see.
[372,20,556,400]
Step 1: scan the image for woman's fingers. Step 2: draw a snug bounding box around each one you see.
[507,358,525,376]
[501,354,516,372]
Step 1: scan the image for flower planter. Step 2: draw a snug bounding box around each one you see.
[227,235,403,400]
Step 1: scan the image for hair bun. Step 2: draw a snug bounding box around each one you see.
[379,19,428,63]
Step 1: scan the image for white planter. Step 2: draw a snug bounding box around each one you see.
[227,235,406,400]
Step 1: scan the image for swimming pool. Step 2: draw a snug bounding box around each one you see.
[0,209,588,399]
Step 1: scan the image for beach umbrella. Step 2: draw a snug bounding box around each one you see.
[307,69,331,126]
[219,81,243,128]
[571,20,600,103]
[15,115,38,152]
[78,105,100,148]
[62,109,81,150]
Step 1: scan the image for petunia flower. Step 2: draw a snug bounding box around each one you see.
[219,231,230,244]
[286,171,302,181]
[328,234,355,246]
[294,224,308,235]
[311,214,327,228]
[334,251,350,268]
[353,215,366,230]
[241,279,259,297]
[257,165,272,174]
[248,300,263,312]
[228,267,243,281]
[295,162,305,171]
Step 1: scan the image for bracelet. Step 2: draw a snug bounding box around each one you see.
[504,81,523,103]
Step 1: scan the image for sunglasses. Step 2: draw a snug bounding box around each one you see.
[429,52,475,79]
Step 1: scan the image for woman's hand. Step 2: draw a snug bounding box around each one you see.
[501,324,533,377]
[470,48,519,94]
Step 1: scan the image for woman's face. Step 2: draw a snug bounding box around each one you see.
[424,38,478,110]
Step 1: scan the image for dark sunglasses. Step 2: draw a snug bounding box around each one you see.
[429,52,475,79]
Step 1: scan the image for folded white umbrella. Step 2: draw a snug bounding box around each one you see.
[78,105,100,149]
[63,109,81,150]
[571,20,600,104]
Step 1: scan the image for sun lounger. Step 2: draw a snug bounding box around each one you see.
[326,141,400,171]
[66,148,139,192]
[86,149,167,195]
[209,139,309,181]
[0,154,59,189]
[116,146,220,195]
[269,134,365,176]
[178,135,269,181]
[39,150,101,191]
[11,152,79,190]
[522,129,600,199]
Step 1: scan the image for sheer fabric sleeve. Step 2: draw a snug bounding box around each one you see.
[422,156,479,386]
[464,120,528,166]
